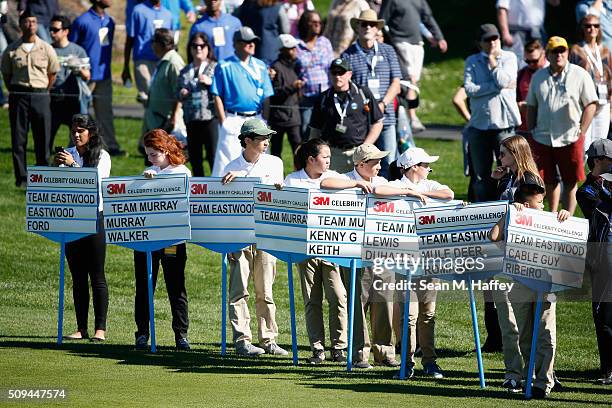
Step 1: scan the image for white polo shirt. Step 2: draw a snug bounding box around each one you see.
[223,152,284,185]
[344,168,388,187]
[284,169,342,188]
[144,164,192,176]
[388,175,450,193]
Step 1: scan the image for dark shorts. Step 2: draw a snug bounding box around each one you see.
[528,136,585,184]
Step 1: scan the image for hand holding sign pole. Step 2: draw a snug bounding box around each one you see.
[412,200,508,387]
[255,184,311,366]
[189,177,261,355]
[503,206,588,398]
[362,195,422,379]
[307,189,365,371]
[103,174,191,353]
[26,167,100,345]
[254,185,366,367]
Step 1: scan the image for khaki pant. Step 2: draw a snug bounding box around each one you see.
[394,278,438,366]
[342,266,396,363]
[509,282,557,393]
[228,245,278,347]
[298,258,348,351]
[492,285,523,381]
[330,146,356,174]
[134,59,157,100]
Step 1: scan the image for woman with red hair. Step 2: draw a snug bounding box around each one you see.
[133,129,192,351]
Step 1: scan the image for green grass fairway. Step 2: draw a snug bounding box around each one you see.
[0,110,607,407]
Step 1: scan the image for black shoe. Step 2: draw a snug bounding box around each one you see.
[552,371,563,392]
[596,370,612,385]
[480,340,503,353]
[176,337,191,351]
[502,379,522,393]
[307,350,325,365]
[530,387,549,399]
[135,332,149,350]
[331,349,347,363]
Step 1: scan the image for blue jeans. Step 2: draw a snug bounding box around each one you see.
[300,95,319,139]
[465,126,514,202]
[375,124,397,178]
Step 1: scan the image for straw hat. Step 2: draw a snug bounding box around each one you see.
[350,9,384,33]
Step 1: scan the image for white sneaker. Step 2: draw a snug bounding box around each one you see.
[236,342,265,357]
[264,343,289,356]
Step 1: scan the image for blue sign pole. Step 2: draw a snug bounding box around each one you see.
[467,273,486,388]
[146,251,157,353]
[57,236,66,345]
[525,291,543,399]
[398,273,412,379]
[287,256,298,366]
[221,252,228,356]
[346,259,357,371]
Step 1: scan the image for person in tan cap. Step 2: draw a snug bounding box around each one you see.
[341,10,402,178]
[526,35,598,215]
[321,143,400,369]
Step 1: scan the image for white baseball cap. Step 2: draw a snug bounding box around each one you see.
[397,147,439,169]
[278,34,299,49]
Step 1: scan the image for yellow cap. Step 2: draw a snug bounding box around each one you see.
[546,36,568,51]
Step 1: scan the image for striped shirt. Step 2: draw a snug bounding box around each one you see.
[296,36,334,97]
[342,41,402,126]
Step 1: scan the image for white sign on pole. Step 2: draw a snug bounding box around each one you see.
[102,174,191,245]
[503,206,588,291]
[189,177,260,245]
[413,201,507,278]
[26,167,99,234]
[254,185,366,258]
[361,196,421,270]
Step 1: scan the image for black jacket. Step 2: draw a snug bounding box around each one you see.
[577,173,607,220]
[496,171,542,201]
[269,57,301,128]
[586,200,612,303]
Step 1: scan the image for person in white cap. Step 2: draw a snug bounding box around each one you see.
[210,26,274,176]
[375,147,454,379]
[321,143,400,369]
[269,34,304,157]
[221,118,287,357]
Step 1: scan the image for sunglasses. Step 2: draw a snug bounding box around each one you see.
[360,22,378,28]
[190,43,207,49]
[524,58,540,64]
[584,24,600,29]
[550,48,567,54]
[330,70,347,76]
[417,163,430,168]
[49,27,64,33]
